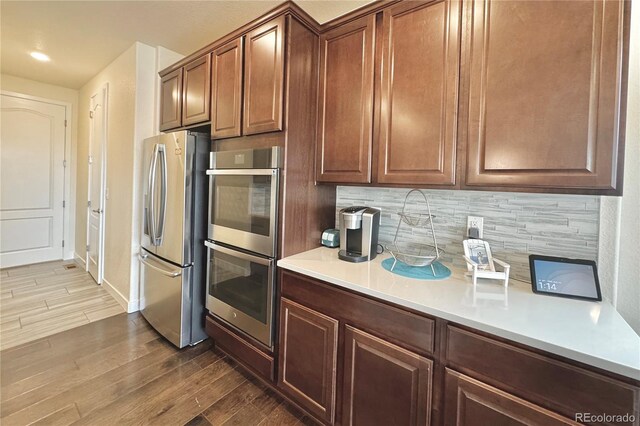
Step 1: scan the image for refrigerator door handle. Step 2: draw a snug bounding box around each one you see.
[138,253,182,277]
[148,144,160,245]
[155,145,167,244]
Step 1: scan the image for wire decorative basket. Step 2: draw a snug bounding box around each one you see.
[386,190,441,272]
[397,212,434,228]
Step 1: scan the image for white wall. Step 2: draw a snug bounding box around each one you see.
[598,3,640,334]
[75,43,182,312]
[0,74,79,261]
[76,42,158,311]
[128,45,183,306]
[76,44,137,309]
[129,43,161,307]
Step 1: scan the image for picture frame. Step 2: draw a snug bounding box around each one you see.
[463,239,495,272]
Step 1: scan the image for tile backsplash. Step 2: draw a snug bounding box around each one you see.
[336,187,600,282]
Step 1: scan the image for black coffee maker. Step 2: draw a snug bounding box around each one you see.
[338,206,381,263]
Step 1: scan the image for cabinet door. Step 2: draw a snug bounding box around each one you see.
[316,15,375,183]
[243,16,285,135]
[444,369,578,425]
[342,326,432,426]
[182,55,211,127]
[464,0,627,192]
[159,68,183,131]
[377,0,461,186]
[278,298,338,424]
[211,38,243,139]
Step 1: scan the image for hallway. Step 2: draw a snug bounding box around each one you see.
[0,259,124,350]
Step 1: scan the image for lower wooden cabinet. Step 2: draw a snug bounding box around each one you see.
[278,298,338,423]
[276,271,639,426]
[443,369,577,426]
[205,316,274,382]
[342,326,432,426]
[277,292,434,426]
[445,325,640,422]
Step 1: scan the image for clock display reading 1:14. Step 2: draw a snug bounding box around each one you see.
[537,280,558,292]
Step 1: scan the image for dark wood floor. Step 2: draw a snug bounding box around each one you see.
[0,312,313,425]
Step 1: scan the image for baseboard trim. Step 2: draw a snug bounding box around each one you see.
[102,278,139,313]
[74,253,86,266]
[127,299,140,312]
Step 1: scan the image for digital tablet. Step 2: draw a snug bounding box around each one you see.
[529,255,602,301]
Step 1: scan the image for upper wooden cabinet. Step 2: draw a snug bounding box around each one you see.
[159,15,286,137]
[211,38,244,139]
[243,16,285,135]
[313,0,628,193]
[377,0,461,186]
[316,3,461,186]
[182,55,211,127]
[316,15,376,184]
[463,0,627,192]
[342,326,433,426]
[159,68,183,131]
[278,298,338,424]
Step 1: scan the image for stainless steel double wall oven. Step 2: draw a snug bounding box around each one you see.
[205,147,282,349]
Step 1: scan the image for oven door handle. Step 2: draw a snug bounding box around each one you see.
[204,241,273,267]
[206,169,277,176]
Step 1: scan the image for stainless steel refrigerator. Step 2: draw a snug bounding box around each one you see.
[139,130,209,348]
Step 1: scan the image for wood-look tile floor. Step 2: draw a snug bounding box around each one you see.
[0,260,125,351]
[0,312,313,426]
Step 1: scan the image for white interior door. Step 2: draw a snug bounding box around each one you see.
[0,94,66,268]
[86,85,108,283]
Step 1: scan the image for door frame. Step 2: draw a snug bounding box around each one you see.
[0,90,74,262]
[86,83,108,282]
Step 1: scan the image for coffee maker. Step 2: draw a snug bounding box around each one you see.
[338,206,381,263]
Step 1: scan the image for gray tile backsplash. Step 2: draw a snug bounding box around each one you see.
[336,187,600,282]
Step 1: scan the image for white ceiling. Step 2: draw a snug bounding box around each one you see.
[0,0,374,89]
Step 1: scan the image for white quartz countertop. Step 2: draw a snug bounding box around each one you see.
[277,247,640,380]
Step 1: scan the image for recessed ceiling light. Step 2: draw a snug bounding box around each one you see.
[30,51,50,62]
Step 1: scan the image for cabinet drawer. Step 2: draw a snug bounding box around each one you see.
[205,315,274,382]
[444,369,577,426]
[281,270,434,355]
[446,326,640,423]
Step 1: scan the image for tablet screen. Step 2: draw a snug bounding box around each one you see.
[530,256,601,301]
